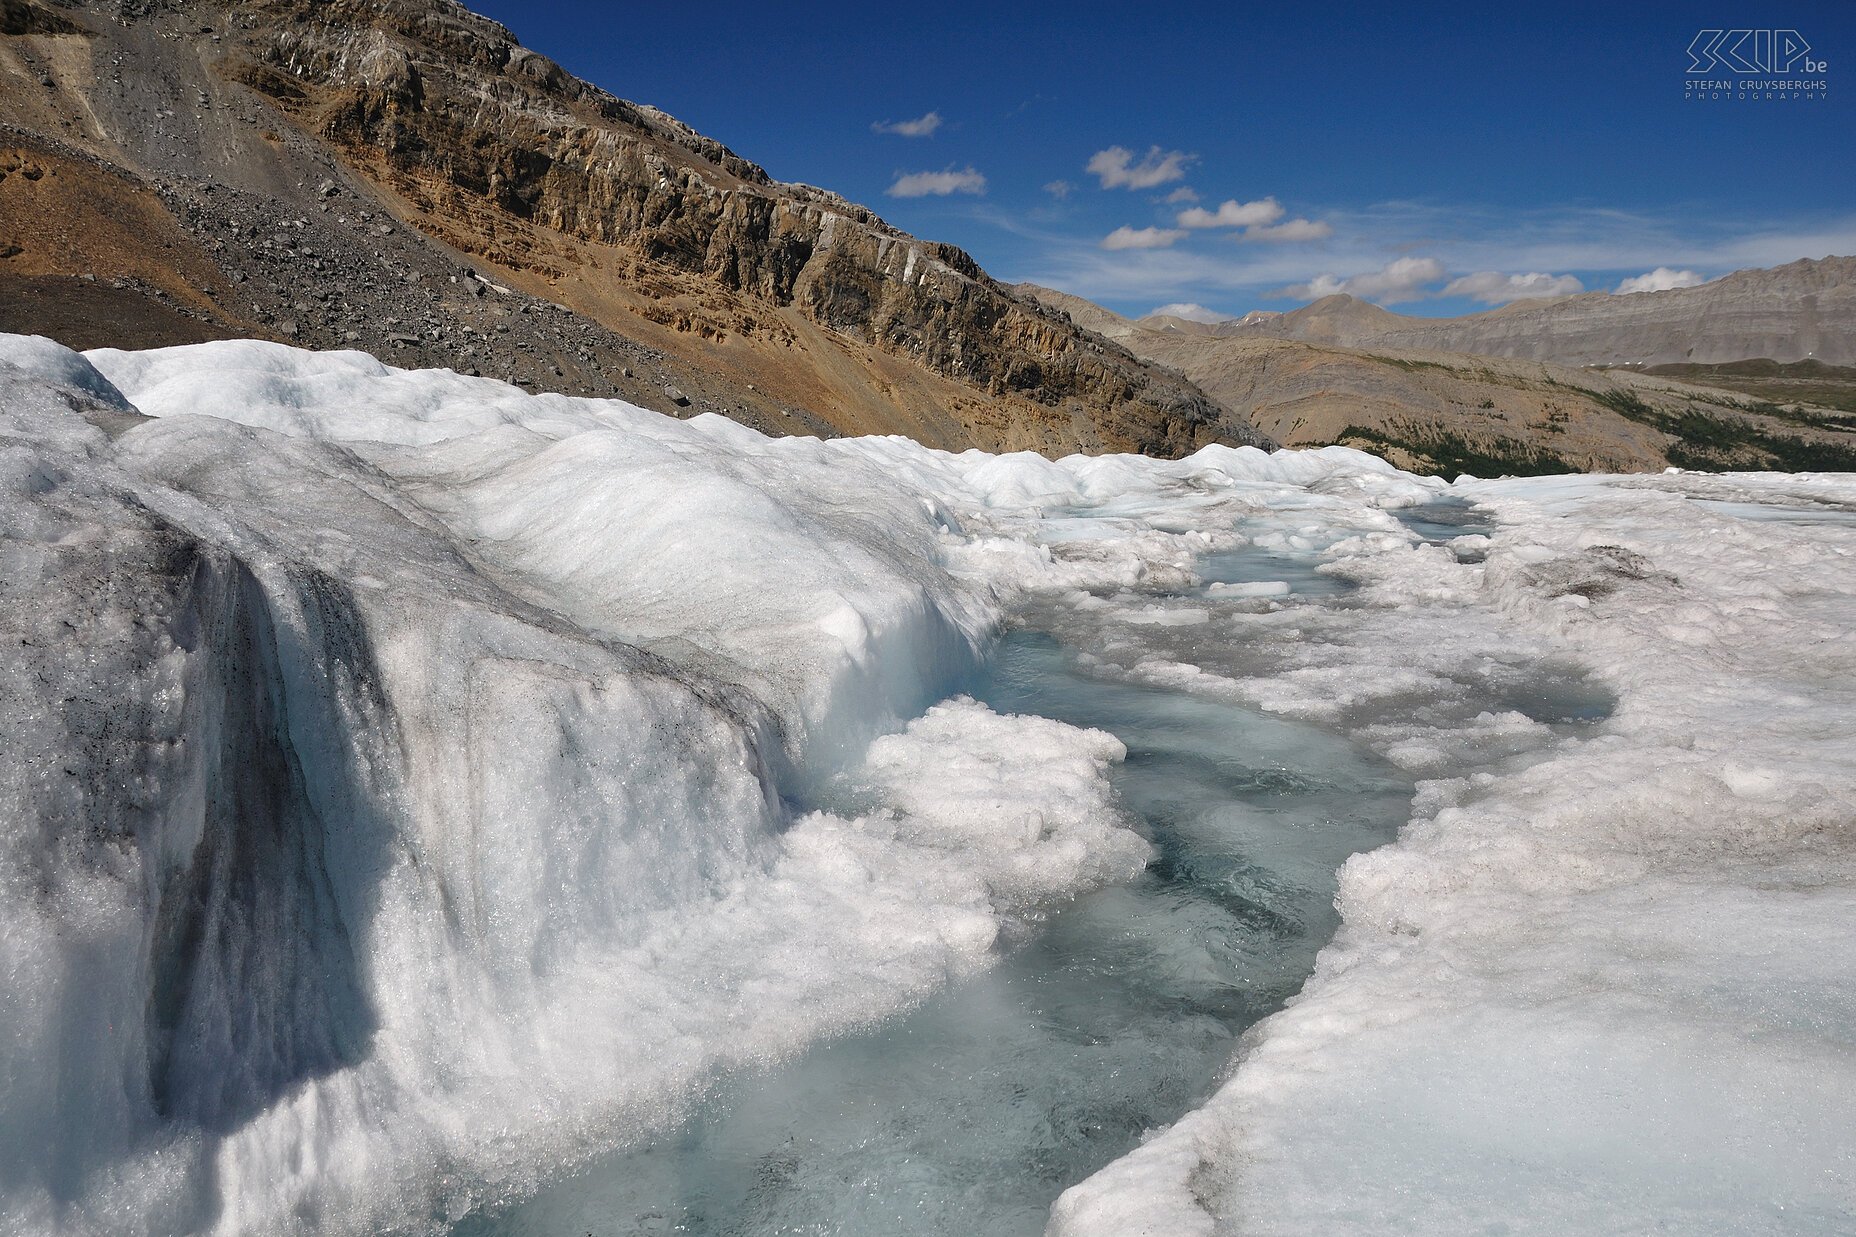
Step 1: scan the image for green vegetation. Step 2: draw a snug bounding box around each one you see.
[1644,359,1856,417]
[1590,387,1655,421]
[1337,424,1576,480]
[1717,398,1856,432]
[1363,354,1459,375]
[1666,433,1856,472]
[1582,384,1856,471]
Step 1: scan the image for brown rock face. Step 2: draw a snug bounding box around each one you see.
[225,0,1261,455]
[0,0,1264,456]
[0,1,76,37]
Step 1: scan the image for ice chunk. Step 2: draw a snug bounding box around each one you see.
[0,332,136,409]
[1206,580,1291,599]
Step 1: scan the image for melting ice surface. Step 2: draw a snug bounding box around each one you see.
[457,623,1415,1237]
[459,496,1623,1236]
[1390,496,1496,543]
[3,335,1854,1237]
[1687,495,1856,527]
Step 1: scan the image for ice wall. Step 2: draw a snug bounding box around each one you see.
[88,340,995,778]
[0,337,1145,1233]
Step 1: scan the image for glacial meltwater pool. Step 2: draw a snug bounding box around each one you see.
[456,618,1413,1237]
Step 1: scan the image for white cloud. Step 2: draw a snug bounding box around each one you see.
[887,166,987,198]
[1178,197,1284,229]
[1015,244,1349,307]
[1163,186,1200,205]
[1313,202,1854,283]
[1615,267,1708,294]
[1279,256,1446,304]
[1087,145,1196,190]
[1288,274,1347,299]
[1283,262,1570,306]
[1043,179,1075,199]
[1102,226,1188,251]
[872,111,942,138]
[1441,270,1585,304]
[1147,302,1233,323]
[1000,201,1856,320]
[1243,218,1334,243]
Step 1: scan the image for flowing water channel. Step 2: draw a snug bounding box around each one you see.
[457,504,1604,1237]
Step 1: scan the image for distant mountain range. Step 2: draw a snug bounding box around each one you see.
[1146,258,1856,367]
[1018,281,1856,476]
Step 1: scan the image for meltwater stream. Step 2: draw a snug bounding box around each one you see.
[452,497,1625,1233]
[457,623,1414,1237]
[455,498,1600,1237]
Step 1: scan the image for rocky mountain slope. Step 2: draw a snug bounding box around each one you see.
[1019,284,1856,476]
[1642,359,1856,417]
[0,0,1264,456]
[1200,258,1856,366]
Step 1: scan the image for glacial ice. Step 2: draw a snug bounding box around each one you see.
[462,627,1416,1236]
[1,337,1133,1233]
[3,334,1853,1235]
[1046,476,1856,1236]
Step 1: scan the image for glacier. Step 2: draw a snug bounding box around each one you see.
[1,333,1851,1235]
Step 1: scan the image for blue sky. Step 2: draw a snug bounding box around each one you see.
[469,0,1852,319]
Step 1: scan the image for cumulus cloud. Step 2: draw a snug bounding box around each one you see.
[1043,179,1075,199]
[1178,197,1285,229]
[1286,274,1347,299]
[1615,267,1708,294]
[1147,302,1233,323]
[887,166,987,198]
[1278,256,1446,304]
[1243,218,1334,243]
[1102,226,1188,251]
[1087,145,1196,190]
[1163,186,1200,205]
[1442,270,1585,304]
[872,112,943,138]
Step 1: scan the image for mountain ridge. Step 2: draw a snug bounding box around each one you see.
[1016,281,1856,476]
[1197,258,1856,365]
[0,0,1268,456]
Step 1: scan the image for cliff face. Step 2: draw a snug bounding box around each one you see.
[0,0,1263,457]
